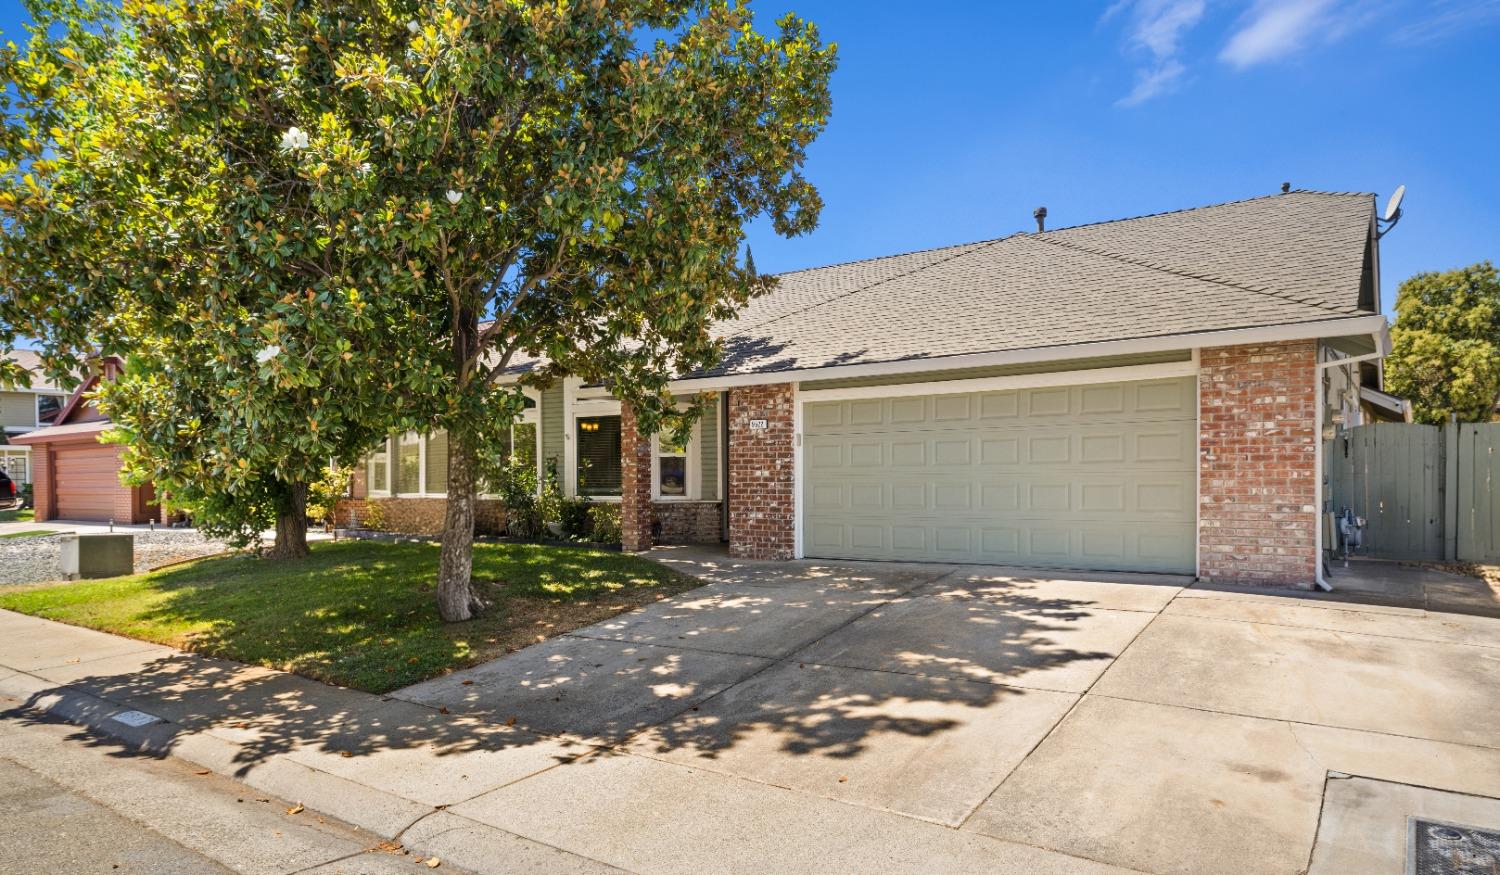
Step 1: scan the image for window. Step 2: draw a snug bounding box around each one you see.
[511,422,538,470]
[368,440,391,495]
[575,415,621,496]
[425,431,449,494]
[36,394,64,425]
[657,431,688,497]
[397,434,422,494]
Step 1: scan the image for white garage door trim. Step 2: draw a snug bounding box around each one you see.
[793,356,1201,572]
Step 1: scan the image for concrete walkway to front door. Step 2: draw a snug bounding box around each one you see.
[3,551,1497,874]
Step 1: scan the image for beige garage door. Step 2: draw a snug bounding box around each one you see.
[53,443,120,521]
[801,376,1197,573]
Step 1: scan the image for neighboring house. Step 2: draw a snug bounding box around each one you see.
[11,357,160,523]
[0,349,74,485]
[342,190,1393,588]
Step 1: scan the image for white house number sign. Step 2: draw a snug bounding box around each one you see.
[748,419,769,431]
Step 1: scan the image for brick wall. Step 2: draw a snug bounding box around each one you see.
[653,500,722,544]
[619,402,654,551]
[334,497,506,536]
[1199,340,1318,587]
[728,383,796,560]
[31,445,53,521]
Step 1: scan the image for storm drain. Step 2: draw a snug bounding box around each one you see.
[1409,818,1500,875]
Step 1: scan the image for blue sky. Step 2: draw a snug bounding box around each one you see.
[736,0,1500,311]
[4,1,1497,312]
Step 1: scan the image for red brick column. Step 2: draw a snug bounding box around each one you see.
[728,384,796,559]
[1199,340,1319,587]
[619,402,654,552]
[32,446,54,521]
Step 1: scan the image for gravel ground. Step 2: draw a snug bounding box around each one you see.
[0,530,232,586]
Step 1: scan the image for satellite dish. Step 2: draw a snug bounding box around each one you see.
[1383,185,1405,222]
[1377,184,1405,239]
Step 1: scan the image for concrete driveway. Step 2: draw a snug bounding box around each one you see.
[391,550,1500,875]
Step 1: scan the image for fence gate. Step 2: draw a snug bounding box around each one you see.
[1326,422,1500,563]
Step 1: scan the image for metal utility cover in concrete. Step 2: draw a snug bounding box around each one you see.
[801,377,1196,573]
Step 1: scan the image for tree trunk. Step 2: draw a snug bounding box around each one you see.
[436,429,485,622]
[267,481,310,560]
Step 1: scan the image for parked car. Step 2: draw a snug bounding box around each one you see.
[0,471,22,511]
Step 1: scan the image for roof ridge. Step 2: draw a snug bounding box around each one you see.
[740,234,1020,333]
[1032,189,1375,237]
[1020,233,1362,317]
[767,190,1374,280]
[769,237,1000,279]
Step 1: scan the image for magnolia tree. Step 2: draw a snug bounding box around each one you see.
[0,0,438,557]
[3,0,834,618]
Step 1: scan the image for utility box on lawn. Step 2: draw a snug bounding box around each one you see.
[58,534,134,580]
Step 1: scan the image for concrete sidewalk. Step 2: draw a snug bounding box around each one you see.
[2,552,1498,874]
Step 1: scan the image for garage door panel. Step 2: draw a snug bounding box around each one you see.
[811,426,1193,472]
[802,517,1195,572]
[53,444,121,521]
[803,375,1197,574]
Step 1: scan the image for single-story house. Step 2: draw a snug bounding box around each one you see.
[341,190,1393,588]
[11,357,161,523]
[0,349,75,485]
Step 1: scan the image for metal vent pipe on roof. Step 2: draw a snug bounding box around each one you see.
[1033,206,1047,233]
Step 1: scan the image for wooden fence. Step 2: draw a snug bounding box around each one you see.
[1326,422,1500,562]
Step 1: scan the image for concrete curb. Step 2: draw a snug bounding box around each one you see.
[0,664,534,873]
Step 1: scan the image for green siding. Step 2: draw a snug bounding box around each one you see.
[0,391,35,429]
[699,397,719,501]
[540,382,565,478]
[797,350,1192,392]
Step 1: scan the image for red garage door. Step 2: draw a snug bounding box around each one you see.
[53,443,120,521]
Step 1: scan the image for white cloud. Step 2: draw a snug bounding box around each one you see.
[1105,0,1206,106]
[1117,60,1189,106]
[1116,0,1208,58]
[1392,0,1500,43]
[1220,0,1340,68]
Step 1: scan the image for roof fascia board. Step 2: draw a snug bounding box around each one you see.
[670,315,1389,392]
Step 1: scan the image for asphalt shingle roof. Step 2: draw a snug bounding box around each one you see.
[706,190,1378,377]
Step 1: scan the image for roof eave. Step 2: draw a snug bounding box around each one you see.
[670,313,1389,391]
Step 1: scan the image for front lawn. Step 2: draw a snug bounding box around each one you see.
[0,539,700,693]
[0,507,34,523]
[0,529,59,539]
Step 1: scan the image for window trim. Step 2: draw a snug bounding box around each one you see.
[367,437,393,497]
[477,387,542,500]
[652,407,701,502]
[565,384,622,501]
[35,392,65,427]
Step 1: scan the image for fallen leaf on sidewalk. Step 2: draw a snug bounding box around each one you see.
[375,841,403,854]
[438,706,449,714]
[838,776,848,783]
[286,803,304,815]
[339,751,353,758]
[425,858,442,868]
[194,769,211,776]
[504,717,517,727]
[461,680,474,686]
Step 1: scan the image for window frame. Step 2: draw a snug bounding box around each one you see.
[478,387,542,499]
[565,386,623,501]
[652,409,700,501]
[35,393,65,427]
[367,437,393,497]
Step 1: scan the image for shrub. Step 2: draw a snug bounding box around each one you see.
[360,500,386,532]
[588,504,622,544]
[307,466,351,525]
[558,495,593,539]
